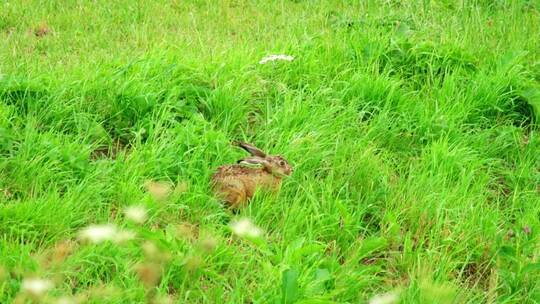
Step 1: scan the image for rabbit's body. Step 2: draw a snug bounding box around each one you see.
[211,142,292,208]
[212,165,283,208]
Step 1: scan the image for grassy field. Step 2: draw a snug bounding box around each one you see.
[1,0,539,303]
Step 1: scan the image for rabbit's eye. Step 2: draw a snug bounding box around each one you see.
[279,160,286,166]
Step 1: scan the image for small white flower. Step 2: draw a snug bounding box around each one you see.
[259,54,295,64]
[229,218,263,238]
[78,224,136,244]
[78,224,118,243]
[124,205,148,223]
[369,291,400,304]
[21,278,53,297]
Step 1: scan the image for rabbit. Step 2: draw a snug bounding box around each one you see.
[211,141,292,209]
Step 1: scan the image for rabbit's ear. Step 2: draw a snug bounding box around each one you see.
[234,141,267,157]
[238,156,268,167]
[238,156,270,168]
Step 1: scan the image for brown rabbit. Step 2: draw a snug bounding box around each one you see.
[211,141,293,208]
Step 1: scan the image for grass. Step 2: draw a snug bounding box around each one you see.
[0,0,539,303]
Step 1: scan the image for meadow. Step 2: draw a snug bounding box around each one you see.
[0,1,539,303]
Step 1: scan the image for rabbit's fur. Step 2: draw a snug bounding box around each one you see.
[211,142,292,208]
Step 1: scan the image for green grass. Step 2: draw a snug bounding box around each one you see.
[1,0,539,303]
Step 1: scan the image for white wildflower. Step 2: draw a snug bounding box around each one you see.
[78,224,117,243]
[124,205,148,223]
[78,224,136,244]
[369,291,400,304]
[259,54,295,64]
[21,278,53,297]
[229,218,263,238]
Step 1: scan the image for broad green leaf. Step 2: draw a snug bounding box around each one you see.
[281,268,300,304]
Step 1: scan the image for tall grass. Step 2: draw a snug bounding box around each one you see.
[1,0,539,303]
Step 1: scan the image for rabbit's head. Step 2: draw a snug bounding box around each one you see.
[234,141,293,177]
